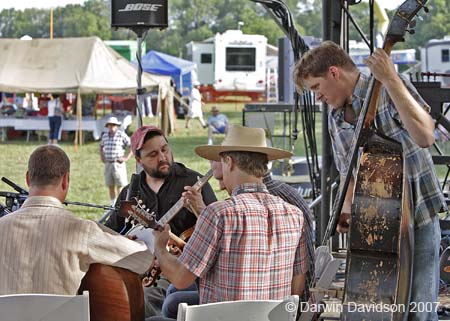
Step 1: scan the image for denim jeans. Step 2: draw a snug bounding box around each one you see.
[162,283,199,319]
[48,115,62,140]
[409,215,441,321]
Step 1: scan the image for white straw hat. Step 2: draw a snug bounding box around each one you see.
[195,124,292,161]
[104,116,122,127]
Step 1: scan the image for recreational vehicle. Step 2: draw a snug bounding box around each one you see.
[186,30,268,101]
[420,36,450,87]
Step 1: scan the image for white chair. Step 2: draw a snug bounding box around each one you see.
[0,291,90,321]
[176,295,299,321]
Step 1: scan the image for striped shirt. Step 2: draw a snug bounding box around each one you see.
[328,73,447,227]
[100,130,130,162]
[178,183,307,304]
[0,196,153,295]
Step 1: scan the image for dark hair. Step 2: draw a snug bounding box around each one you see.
[293,41,357,91]
[135,131,167,158]
[220,151,268,178]
[28,145,70,186]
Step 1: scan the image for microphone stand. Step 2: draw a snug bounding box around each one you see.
[1,177,116,215]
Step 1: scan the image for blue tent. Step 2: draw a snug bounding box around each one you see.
[140,50,197,96]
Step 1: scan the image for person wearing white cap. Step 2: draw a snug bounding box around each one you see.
[185,81,207,129]
[99,116,132,204]
[153,125,308,307]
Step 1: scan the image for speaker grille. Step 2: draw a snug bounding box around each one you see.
[111,0,168,29]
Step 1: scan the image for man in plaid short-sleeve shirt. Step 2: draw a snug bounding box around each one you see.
[99,116,132,204]
[153,125,308,304]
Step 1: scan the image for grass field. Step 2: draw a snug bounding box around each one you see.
[1,102,448,220]
[0,102,320,220]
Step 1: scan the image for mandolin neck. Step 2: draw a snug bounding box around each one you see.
[157,169,213,226]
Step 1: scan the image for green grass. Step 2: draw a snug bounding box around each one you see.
[3,103,448,220]
[2,102,316,219]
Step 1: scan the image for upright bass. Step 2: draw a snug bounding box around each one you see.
[322,1,429,321]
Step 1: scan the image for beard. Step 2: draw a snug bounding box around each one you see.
[145,161,173,179]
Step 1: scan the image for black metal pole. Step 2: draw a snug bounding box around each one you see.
[135,29,145,129]
[320,0,341,245]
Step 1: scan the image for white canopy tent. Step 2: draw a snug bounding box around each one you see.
[0,37,175,141]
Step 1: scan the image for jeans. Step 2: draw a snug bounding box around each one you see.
[409,215,441,321]
[162,283,199,319]
[144,277,170,318]
[48,115,62,140]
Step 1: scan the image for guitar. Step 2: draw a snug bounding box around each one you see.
[78,263,144,321]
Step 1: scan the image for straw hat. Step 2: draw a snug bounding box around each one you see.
[195,125,292,161]
[104,116,122,127]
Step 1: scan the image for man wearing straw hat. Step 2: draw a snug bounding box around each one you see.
[99,116,132,205]
[153,124,308,304]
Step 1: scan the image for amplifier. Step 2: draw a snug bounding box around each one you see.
[111,0,168,29]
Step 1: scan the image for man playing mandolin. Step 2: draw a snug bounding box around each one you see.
[294,41,446,321]
[153,125,308,308]
[105,125,217,318]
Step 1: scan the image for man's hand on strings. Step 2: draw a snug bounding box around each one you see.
[182,185,206,217]
[153,224,171,252]
[364,48,398,84]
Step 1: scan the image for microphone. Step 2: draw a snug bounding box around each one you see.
[126,173,140,200]
[119,173,140,218]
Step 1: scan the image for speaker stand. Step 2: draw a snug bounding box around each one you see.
[132,27,149,129]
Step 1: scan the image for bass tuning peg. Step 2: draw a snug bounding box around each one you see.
[406,29,416,35]
[423,6,429,13]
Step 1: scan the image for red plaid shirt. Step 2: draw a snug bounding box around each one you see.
[178,183,308,304]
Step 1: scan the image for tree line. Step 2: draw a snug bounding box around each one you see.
[0,0,448,57]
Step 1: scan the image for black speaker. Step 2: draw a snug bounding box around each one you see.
[111,0,168,29]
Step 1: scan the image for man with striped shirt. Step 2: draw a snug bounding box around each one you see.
[153,125,308,305]
[0,145,152,295]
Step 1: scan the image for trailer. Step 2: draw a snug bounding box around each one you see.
[186,30,268,102]
[420,36,450,87]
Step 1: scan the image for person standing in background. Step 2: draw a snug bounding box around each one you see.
[99,116,133,205]
[185,82,207,129]
[47,93,63,145]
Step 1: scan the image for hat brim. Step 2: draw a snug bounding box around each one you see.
[195,145,292,161]
[105,122,121,127]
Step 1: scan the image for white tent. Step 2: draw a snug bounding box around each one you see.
[0,36,169,94]
[0,37,175,140]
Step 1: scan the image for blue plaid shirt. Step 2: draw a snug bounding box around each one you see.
[329,73,446,227]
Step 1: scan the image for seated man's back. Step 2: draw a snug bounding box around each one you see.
[0,145,152,295]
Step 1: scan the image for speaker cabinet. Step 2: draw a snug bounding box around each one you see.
[111,0,168,29]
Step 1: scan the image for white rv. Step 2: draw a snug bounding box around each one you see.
[420,36,450,87]
[186,30,267,96]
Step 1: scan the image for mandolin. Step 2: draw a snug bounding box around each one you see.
[127,169,213,287]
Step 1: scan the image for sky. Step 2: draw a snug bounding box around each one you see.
[0,0,406,10]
